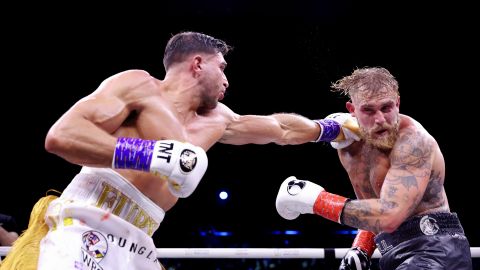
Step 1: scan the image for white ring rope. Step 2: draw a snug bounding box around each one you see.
[1,247,479,259]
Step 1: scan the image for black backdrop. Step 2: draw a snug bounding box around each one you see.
[2,0,478,255]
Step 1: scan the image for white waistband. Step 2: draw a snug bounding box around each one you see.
[61,166,165,236]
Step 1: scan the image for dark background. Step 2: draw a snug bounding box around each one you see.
[2,0,478,268]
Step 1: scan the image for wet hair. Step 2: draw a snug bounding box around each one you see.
[331,67,399,100]
[163,31,232,71]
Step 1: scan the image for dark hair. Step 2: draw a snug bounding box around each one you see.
[163,31,232,71]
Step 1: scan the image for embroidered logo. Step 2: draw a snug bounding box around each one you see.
[179,149,197,173]
[377,239,393,254]
[419,215,439,235]
[287,179,306,196]
[80,230,108,270]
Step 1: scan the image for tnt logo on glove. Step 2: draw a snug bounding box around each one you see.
[113,137,208,198]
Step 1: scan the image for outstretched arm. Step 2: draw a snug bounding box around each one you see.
[220,110,320,145]
[219,106,360,147]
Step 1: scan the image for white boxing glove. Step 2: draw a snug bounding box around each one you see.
[113,138,208,198]
[151,140,208,198]
[316,113,361,149]
[275,176,324,220]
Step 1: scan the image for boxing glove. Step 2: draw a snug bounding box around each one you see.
[276,176,349,222]
[113,137,208,198]
[339,247,371,270]
[339,230,376,270]
[275,176,325,220]
[314,113,361,149]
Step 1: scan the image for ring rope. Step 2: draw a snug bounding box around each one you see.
[1,247,479,259]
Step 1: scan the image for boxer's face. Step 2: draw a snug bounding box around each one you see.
[197,52,229,111]
[351,89,400,150]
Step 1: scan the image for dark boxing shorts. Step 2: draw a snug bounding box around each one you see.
[374,212,472,270]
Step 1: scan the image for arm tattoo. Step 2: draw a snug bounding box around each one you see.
[342,130,435,233]
[422,170,446,207]
[386,185,398,198]
[342,200,386,233]
[342,201,374,230]
[391,130,432,174]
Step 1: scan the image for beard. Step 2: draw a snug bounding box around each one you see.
[197,92,219,115]
[360,120,400,150]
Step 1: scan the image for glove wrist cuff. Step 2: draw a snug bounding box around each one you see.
[313,119,341,142]
[113,137,156,171]
[313,191,348,223]
[353,230,376,257]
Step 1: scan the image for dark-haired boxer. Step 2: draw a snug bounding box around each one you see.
[2,31,348,270]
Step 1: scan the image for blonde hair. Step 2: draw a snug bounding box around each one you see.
[331,67,399,101]
[0,192,59,270]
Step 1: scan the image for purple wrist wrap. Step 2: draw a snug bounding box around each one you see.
[113,137,156,171]
[314,119,341,142]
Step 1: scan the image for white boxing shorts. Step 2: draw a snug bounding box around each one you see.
[38,166,166,270]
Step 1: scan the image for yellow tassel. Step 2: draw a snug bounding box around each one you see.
[0,191,60,270]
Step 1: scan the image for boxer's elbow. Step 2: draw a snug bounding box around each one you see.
[45,128,69,155]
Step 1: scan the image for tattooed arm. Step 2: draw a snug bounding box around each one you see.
[341,129,434,234]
